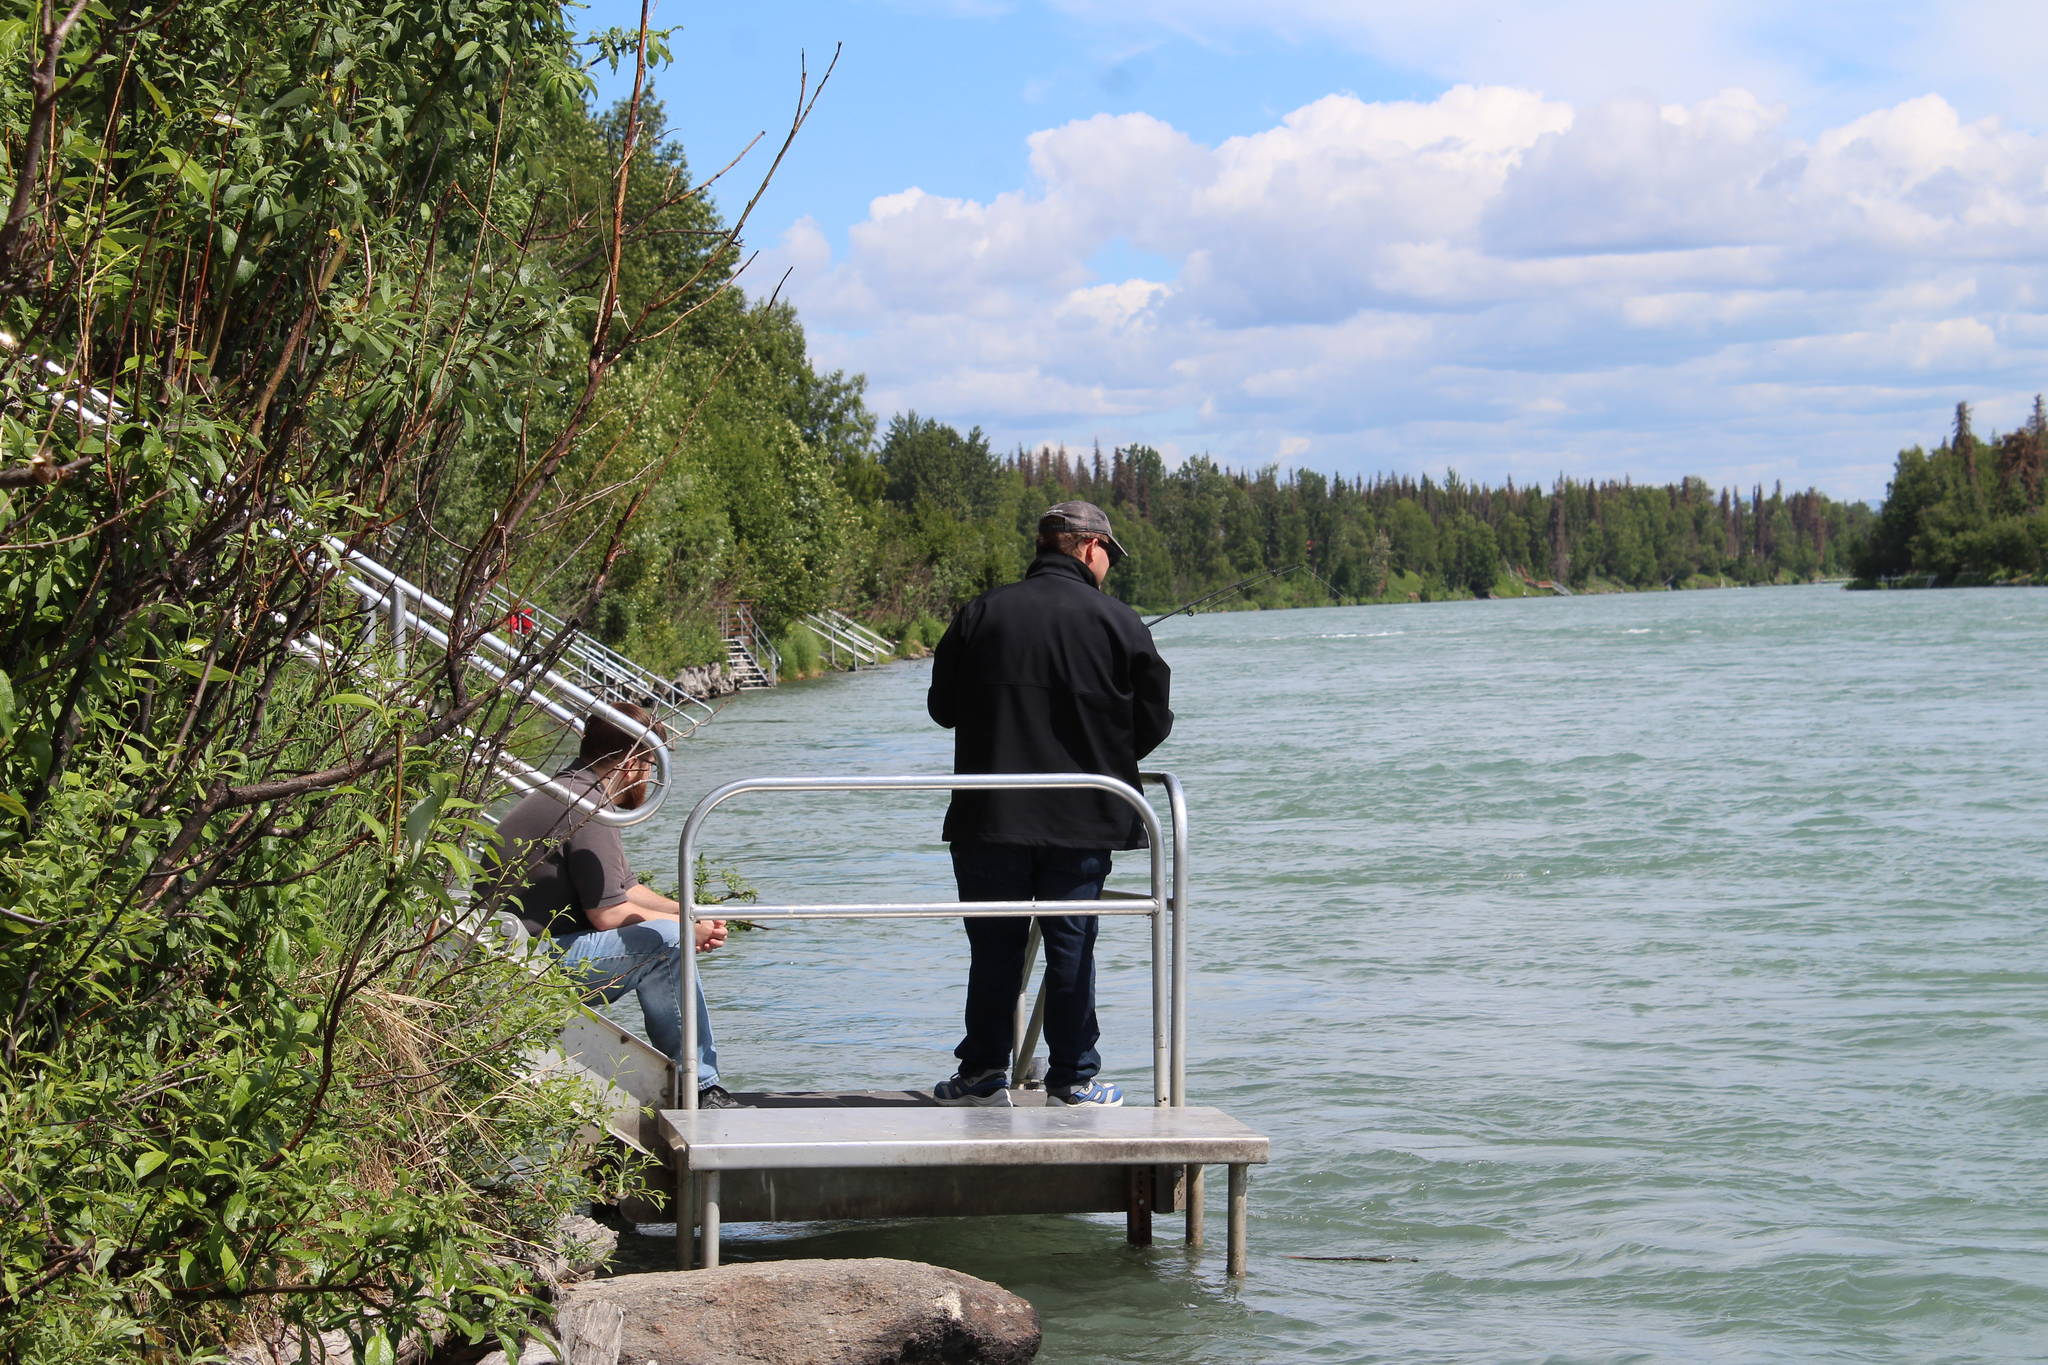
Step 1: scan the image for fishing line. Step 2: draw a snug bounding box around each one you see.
[1143,563,1342,628]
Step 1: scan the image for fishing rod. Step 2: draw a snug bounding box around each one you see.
[1144,563,1338,627]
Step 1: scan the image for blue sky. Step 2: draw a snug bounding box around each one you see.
[580,2,2048,503]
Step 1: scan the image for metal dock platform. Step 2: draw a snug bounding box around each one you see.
[664,1101,1268,1274]
[636,771,1273,1277]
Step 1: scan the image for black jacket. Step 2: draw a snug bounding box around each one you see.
[928,551,1173,849]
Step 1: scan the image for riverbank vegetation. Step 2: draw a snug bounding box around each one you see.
[1852,402,2048,586]
[0,2,811,1357]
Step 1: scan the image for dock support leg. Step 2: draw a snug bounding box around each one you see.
[1126,1168,1154,1248]
[1227,1164,1249,1279]
[676,1172,696,1270]
[1186,1165,1206,1246]
[701,1173,722,1271]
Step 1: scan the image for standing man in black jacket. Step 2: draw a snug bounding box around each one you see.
[927,500,1174,1107]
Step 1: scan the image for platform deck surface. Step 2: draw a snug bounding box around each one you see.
[661,1103,1269,1171]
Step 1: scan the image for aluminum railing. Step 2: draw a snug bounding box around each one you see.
[822,608,893,655]
[328,542,673,827]
[4,333,673,824]
[673,771,1190,1110]
[797,613,881,667]
[430,550,716,735]
[8,333,671,822]
[799,609,892,668]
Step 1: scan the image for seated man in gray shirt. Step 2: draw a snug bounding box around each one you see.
[480,703,739,1108]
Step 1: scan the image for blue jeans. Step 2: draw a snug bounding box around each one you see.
[952,842,1111,1090]
[553,919,719,1087]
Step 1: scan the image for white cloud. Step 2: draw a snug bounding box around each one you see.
[1056,279,1170,331]
[772,85,2048,500]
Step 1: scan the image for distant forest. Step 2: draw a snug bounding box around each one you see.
[1853,401,2048,585]
[835,420,1874,635]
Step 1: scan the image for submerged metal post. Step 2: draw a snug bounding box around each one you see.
[1227,1164,1249,1278]
[1126,1167,1154,1247]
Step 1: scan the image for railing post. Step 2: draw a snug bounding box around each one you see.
[387,583,407,673]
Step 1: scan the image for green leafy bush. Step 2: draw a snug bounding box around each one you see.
[0,0,717,1356]
[774,623,826,678]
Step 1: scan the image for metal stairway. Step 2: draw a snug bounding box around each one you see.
[423,550,717,738]
[718,602,779,689]
[799,608,893,669]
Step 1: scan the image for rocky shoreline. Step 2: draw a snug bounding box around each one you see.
[674,662,742,699]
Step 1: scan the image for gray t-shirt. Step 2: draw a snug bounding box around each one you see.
[480,768,633,937]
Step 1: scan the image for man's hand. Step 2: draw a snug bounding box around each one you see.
[694,918,728,953]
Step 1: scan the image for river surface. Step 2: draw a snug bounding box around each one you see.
[610,583,2047,1364]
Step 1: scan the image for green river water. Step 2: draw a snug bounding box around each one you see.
[609,582,2047,1364]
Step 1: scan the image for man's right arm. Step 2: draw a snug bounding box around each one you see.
[585,888,726,951]
[1130,637,1174,761]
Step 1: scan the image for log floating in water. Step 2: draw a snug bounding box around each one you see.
[1284,1253,1419,1262]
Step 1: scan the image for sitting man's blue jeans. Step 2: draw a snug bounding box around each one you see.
[952,841,1111,1090]
[553,919,719,1086]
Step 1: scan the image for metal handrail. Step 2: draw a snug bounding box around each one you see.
[799,612,883,665]
[978,775,1186,1097]
[674,772,1185,1112]
[718,601,780,687]
[823,608,894,654]
[326,544,673,827]
[282,610,662,828]
[800,610,889,666]
[429,549,717,734]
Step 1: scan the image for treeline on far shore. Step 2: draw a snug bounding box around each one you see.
[602,402,1881,678]
[1851,401,2048,586]
[818,419,1874,659]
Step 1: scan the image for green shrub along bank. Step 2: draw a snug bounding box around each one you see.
[0,4,752,1359]
[774,624,826,680]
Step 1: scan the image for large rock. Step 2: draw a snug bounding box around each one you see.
[560,1259,1040,1365]
[674,663,738,699]
[550,1212,622,1285]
